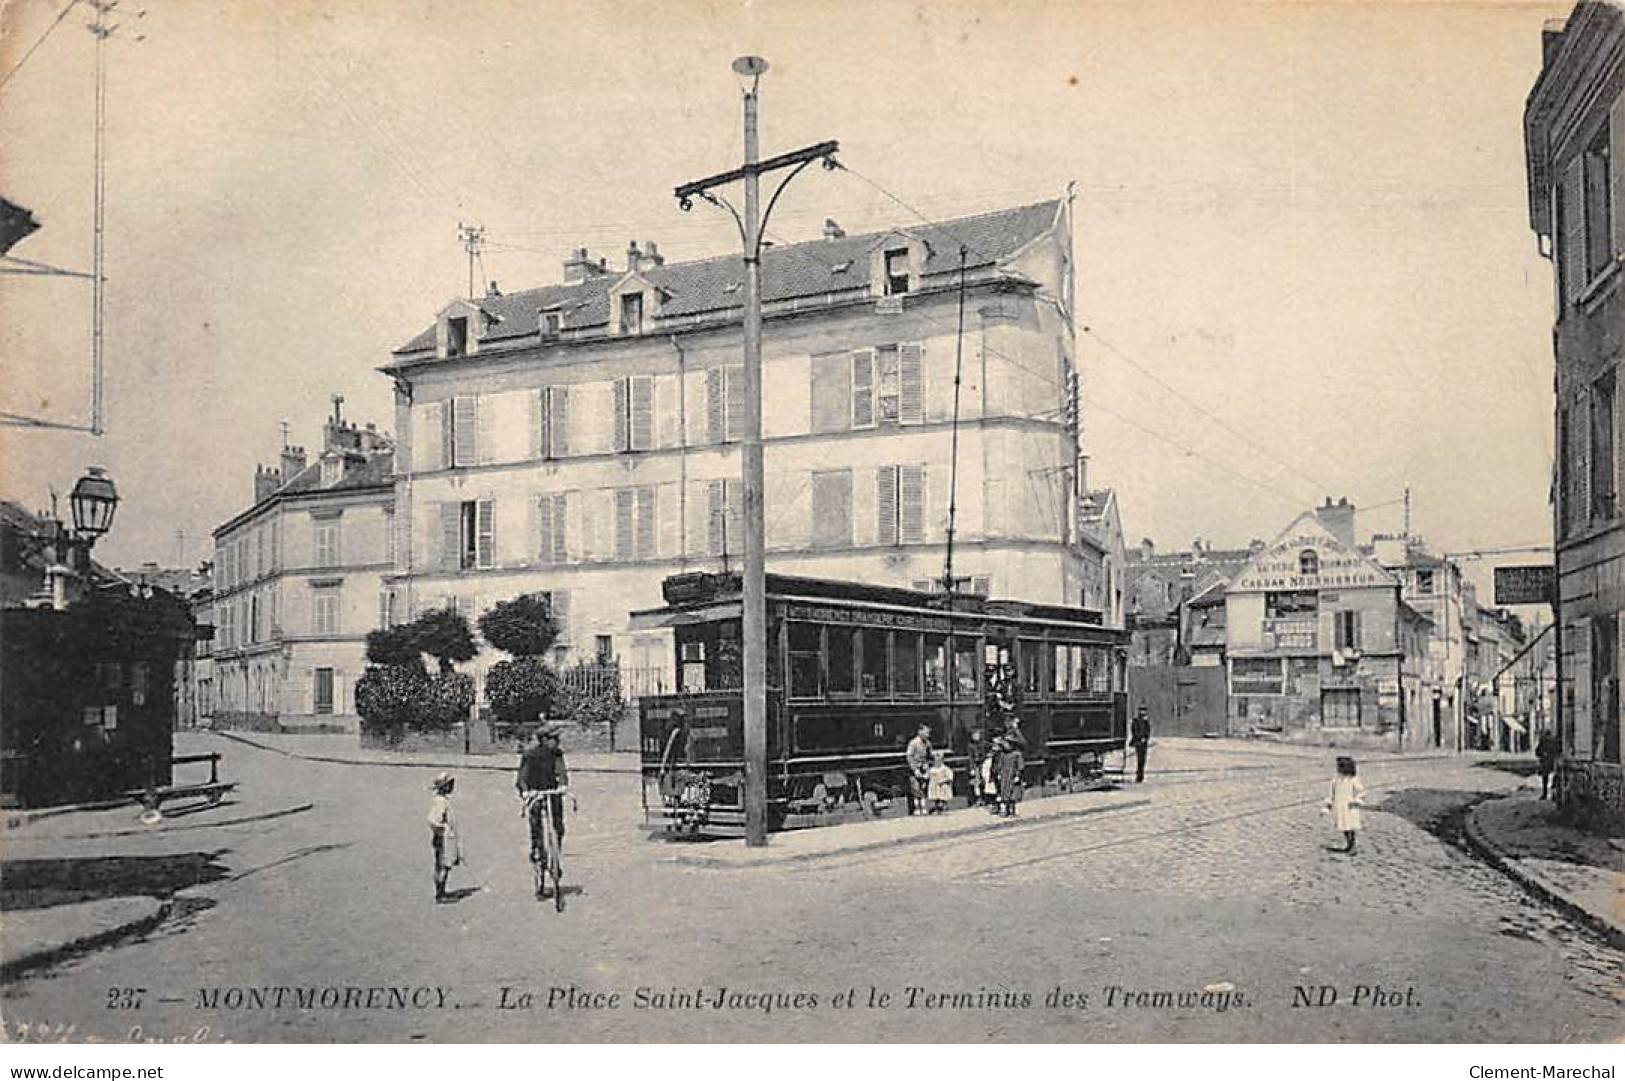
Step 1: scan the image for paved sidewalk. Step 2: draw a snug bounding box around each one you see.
[1,897,169,979]
[671,785,1153,867]
[205,729,639,774]
[1465,791,1624,945]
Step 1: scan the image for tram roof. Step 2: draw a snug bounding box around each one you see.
[631,572,1111,631]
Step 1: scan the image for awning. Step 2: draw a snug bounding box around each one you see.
[627,602,742,630]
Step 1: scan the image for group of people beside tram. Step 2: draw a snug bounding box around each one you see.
[905,703,1029,818]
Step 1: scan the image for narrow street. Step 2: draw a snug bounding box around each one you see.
[2,735,1619,1043]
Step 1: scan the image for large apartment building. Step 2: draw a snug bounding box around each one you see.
[210,403,395,729]
[1524,2,1624,820]
[381,199,1089,691]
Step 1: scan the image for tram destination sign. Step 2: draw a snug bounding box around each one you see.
[1494,564,1555,606]
[786,603,952,632]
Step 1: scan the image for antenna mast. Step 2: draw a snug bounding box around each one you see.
[458,222,485,299]
[941,246,969,594]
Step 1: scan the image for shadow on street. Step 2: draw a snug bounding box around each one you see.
[0,850,232,911]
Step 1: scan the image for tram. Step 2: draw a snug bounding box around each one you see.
[632,572,1130,834]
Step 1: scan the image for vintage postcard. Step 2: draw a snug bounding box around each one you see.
[0,0,1621,1054]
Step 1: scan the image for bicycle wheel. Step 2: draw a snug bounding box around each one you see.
[541,803,564,912]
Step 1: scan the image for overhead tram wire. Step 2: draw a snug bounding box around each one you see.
[0,0,78,95]
[1087,400,1309,509]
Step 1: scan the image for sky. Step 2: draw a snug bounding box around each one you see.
[0,0,1568,597]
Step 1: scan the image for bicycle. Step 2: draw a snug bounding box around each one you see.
[520,787,568,911]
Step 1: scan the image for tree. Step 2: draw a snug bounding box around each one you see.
[414,607,477,674]
[365,625,426,674]
[477,593,560,658]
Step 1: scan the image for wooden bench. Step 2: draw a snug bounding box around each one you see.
[126,752,237,812]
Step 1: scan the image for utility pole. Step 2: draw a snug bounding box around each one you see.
[457,222,485,300]
[674,57,838,846]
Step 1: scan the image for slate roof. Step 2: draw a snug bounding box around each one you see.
[393,199,1063,357]
[276,450,395,496]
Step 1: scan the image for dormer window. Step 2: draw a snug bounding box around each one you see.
[540,311,562,340]
[884,248,910,295]
[1299,550,1320,576]
[619,293,643,336]
[447,316,468,357]
[320,457,342,488]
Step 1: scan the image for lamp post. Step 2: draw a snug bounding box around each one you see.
[675,59,838,846]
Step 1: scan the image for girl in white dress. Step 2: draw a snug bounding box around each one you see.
[1326,756,1367,854]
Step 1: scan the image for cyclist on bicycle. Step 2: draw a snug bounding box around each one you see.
[517,722,571,890]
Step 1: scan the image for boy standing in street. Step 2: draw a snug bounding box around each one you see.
[427,772,461,902]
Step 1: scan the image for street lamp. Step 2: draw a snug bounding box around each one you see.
[70,465,119,539]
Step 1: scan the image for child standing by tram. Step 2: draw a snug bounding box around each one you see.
[926,750,953,813]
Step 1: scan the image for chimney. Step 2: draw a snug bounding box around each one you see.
[1315,496,1356,549]
[281,443,307,483]
[254,463,280,503]
[823,218,845,240]
[562,247,607,285]
[1140,537,1156,561]
[626,240,642,271]
[643,241,663,269]
[486,280,502,298]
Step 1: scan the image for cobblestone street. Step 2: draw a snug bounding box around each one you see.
[2,736,1619,1043]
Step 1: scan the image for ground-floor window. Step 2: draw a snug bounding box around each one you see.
[1322,688,1361,728]
[314,667,335,714]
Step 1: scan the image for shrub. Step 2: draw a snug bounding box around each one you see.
[414,608,477,675]
[418,671,475,731]
[355,664,427,736]
[478,594,559,658]
[555,679,625,731]
[486,656,561,724]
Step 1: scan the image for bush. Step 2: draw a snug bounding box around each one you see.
[355,665,427,737]
[478,594,559,658]
[555,679,625,731]
[486,656,561,724]
[418,671,475,731]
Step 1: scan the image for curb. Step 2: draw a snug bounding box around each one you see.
[0,898,172,983]
[5,802,316,843]
[206,730,640,775]
[1463,801,1625,950]
[671,797,1152,868]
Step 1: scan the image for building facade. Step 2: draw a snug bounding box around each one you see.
[1225,505,1430,749]
[381,200,1087,695]
[209,403,395,731]
[1076,486,1127,629]
[1524,1,1625,820]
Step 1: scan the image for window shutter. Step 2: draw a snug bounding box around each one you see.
[419,403,445,471]
[1571,616,1592,761]
[636,486,657,559]
[708,479,726,555]
[536,494,553,564]
[657,482,680,557]
[1560,156,1587,306]
[726,365,745,442]
[810,352,851,433]
[615,488,635,560]
[812,470,852,548]
[1576,386,1593,529]
[449,396,474,467]
[899,343,923,424]
[439,502,460,572]
[706,367,725,443]
[476,499,495,568]
[475,395,494,465]
[632,376,654,451]
[851,350,875,427]
[900,464,925,542]
[550,590,572,648]
[549,387,570,457]
[876,466,899,545]
[613,377,630,452]
[531,389,546,459]
[552,494,569,565]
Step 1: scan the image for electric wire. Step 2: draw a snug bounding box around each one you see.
[0,0,78,95]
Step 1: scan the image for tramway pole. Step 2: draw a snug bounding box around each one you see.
[675,58,838,846]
